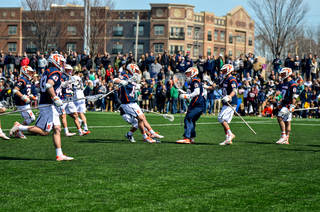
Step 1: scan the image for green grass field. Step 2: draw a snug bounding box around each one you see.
[1,111,320,211]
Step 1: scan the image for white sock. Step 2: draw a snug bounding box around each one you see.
[56,148,63,156]
[78,128,82,134]
[78,118,82,123]
[18,125,28,131]
[149,129,155,135]
[84,124,88,130]
[64,127,69,134]
[281,131,286,138]
[0,128,2,133]
[142,133,148,139]
[226,128,232,135]
[128,131,133,136]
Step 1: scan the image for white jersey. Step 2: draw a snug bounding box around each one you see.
[72,76,84,99]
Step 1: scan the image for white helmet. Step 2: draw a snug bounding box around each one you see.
[20,66,35,80]
[221,64,234,78]
[126,64,140,76]
[279,67,292,81]
[64,64,73,75]
[185,67,199,83]
[47,54,66,72]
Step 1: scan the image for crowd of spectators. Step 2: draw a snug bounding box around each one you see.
[0,49,319,119]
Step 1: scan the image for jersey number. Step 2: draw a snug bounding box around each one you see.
[40,75,48,92]
[222,87,227,96]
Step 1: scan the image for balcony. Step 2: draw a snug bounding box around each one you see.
[169,32,185,40]
[207,35,212,41]
[113,31,123,36]
[112,48,123,54]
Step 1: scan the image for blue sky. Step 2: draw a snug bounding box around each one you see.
[3,0,320,25]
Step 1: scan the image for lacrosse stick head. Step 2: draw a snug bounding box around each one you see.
[86,94,103,103]
[203,75,213,86]
[173,73,185,89]
[164,114,174,122]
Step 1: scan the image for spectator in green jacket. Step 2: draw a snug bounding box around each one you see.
[170,85,179,114]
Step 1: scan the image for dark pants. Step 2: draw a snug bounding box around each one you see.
[183,106,204,139]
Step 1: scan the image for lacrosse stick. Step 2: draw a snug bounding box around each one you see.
[0,94,103,116]
[294,107,317,111]
[203,75,257,135]
[142,109,174,122]
[173,73,185,125]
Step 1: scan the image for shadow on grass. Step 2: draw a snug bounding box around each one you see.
[0,156,49,161]
[278,148,320,152]
[245,141,273,145]
[77,138,129,144]
[306,145,320,148]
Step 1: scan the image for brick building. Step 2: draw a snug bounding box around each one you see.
[0,3,254,58]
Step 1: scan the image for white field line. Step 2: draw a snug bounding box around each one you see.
[3,120,320,132]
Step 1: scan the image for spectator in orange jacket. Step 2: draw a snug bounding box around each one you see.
[262,103,273,117]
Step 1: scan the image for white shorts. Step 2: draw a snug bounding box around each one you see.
[278,107,292,122]
[121,103,143,118]
[122,114,138,128]
[35,105,61,132]
[62,101,77,115]
[218,105,236,124]
[74,99,86,113]
[17,105,34,120]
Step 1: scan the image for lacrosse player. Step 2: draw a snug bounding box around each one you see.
[176,67,205,144]
[9,54,73,161]
[0,101,10,140]
[10,66,36,139]
[72,71,90,134]
[60,65,90,137]
[276,67,298,144]
[113,64,163,143]
[208,64,238,145]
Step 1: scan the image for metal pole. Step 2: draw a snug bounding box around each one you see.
[135,14,139,61]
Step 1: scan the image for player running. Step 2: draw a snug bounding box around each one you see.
[72,72,90,134]
[215,64,238,145]
[0,100,10,140]
[9,54,73,161]
[176,67,205,144]
[114,64,163,143]
[276,67,299,145]
[10,66,36,139]
[60,65,89,137]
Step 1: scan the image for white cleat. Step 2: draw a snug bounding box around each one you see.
[143,137,156,143]
[9,121,21,137]
[56,154,74,161]
[125,133,135,142]
[79,130,90,136]
[15,131,27,139]
[65,132,76,137]
[219,134,235,145]
[150,133,164,139]
[276,137,289,145]
[0,132,10,140]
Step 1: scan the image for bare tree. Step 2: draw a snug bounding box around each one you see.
[248,0,310,58]
[21,0,69,53]
[69,0,116,56]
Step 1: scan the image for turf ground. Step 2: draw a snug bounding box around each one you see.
[1,111,320,211]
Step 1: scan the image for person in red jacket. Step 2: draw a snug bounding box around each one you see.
[105,64,114,82]
[262,103,273,117]
[20,54,30,67]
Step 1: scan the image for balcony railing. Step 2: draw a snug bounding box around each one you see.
[113,31,123,36]
[112,48,123,54]
[169,32,185,40]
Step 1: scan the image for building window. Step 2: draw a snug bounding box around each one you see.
[113,26,123,36]
[170,45,183,55]
[29,26,37,35]
[67,43,76,52]
[214,47,218,56]
[134,44,143,54]
[8,43,17,52]
[220,48,225,56]
[155,26,164,35]
[237,36,241,43]
[194,28,200,38]
[134,26,144,36]
[194,45,198,56]
[48,44,56,51]
[229,34,233,44]
[67,26,76,35]
[208,31,212,41]
[207,47,211,57]
[113,44,123,54]
[27,44,37,53]
[229,50,232,57]
[237,51,241,56]
[214,31,218,40]
[187,45,192,54]
[221,31,225,41]
[50,27,56,35]
[9,26,17,35]
[170,27,184,37]
[187,27,192,36]
[242,35,245,43]
[249,37,252,46]
[154,44,164,54]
